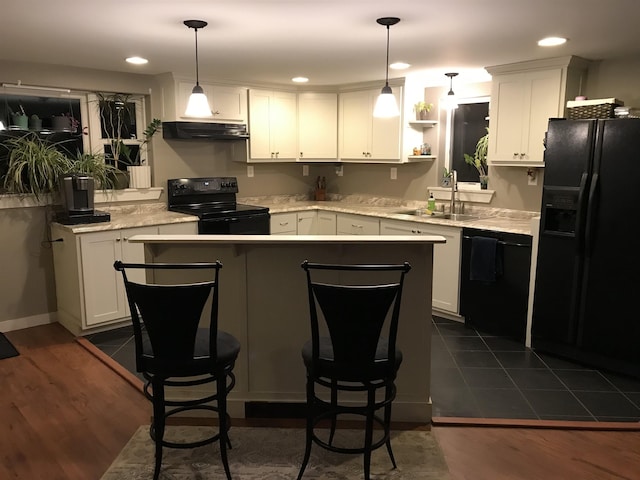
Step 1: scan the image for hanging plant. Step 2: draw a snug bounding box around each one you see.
[2,133,72,199]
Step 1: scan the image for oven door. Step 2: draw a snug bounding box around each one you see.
[198,213,270,234]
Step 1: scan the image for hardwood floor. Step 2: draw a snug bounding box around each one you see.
[2,323,639,480]
[0,324,148,480]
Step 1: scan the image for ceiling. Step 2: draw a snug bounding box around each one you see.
[2,0,639,88]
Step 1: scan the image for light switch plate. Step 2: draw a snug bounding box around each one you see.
[247,165,254,178]
[390,167,397,180]
[302,165,309,176]
[336,165,344,177]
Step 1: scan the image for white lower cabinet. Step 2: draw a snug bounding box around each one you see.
[270,212,298,234]
[52,222,196,335]
[296,211,317,235]
[317,211,337,235]
[270,212,318,234]
[336,213,380,235]
[380,219,461,314]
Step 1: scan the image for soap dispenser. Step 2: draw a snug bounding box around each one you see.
[427,193,436,211]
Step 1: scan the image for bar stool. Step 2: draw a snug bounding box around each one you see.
[296,260,411,480]
[113,261,240,480]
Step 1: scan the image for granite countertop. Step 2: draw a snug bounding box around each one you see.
[52,203,199,234]
[52,197,538,236]
[257,199,537,235]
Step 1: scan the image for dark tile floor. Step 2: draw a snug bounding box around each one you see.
[87,318,640,423]
[431,316,640,422]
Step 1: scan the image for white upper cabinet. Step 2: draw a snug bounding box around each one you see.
[486,56,589,167]
[177,82,248,122]
[339,87,403,162]
[248,89,297,161]
[298,92,338,161]
[158,73,248,123]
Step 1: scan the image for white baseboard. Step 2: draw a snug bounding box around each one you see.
[0,312,57,332]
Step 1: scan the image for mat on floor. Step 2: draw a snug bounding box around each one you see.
[101,425,450,479]
[0,332,19,360]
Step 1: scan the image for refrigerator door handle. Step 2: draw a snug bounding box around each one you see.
[583,173,599,256]
[574,172,589,253]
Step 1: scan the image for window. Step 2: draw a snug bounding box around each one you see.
[447,97,489,185]
[0,90,89,157]
[86,93,145,170]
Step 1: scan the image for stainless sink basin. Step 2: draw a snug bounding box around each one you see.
[393,210,478,221]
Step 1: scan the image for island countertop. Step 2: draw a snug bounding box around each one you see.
[128,233,446,245]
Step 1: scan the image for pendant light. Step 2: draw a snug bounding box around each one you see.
[184,20,213,118]
[444,72,459,110]
[373,17,400,118]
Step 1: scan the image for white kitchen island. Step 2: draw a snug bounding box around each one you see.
[128,234,445,424]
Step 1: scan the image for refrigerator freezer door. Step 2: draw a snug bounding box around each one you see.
[532,120,596,346]
[578,119,640,370]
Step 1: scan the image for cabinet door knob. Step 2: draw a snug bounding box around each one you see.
[520,153,526,158]
[300,152,303,157]
[115,238,121,242]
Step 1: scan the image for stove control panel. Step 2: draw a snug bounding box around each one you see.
[168,177,239,197]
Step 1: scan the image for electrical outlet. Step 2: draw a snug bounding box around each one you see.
[302,165,309,176]
[390,167,397,180]
[336,165,344,177]
[247,165,254,178]
[527,169,537,185]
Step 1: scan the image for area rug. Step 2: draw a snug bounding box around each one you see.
[0,332,19,360]
[101,426,450,479]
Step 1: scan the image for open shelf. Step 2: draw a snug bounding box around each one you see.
[408,120,438,128]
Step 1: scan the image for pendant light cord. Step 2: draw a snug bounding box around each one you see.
[194,27,200,86]
[384,25,390,86]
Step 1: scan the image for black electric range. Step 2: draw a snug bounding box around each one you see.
[167,177,270,234]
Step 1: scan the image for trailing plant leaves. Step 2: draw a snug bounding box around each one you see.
[3,134,72,199]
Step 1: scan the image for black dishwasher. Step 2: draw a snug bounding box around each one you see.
[460,228,532,342]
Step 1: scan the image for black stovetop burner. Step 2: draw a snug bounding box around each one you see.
[167,177,268,219]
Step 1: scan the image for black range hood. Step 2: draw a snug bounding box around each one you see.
[162,121,249,140]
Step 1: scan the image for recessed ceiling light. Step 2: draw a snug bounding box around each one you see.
[390,62,410,70]
[126,56,149,65]
[292,77,309,83]
[537,37,567,47]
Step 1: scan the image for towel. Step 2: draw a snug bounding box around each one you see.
[470,236,499,282]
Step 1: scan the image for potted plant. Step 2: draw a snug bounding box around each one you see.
[464,128,489,189]
[414,101,434,120]
[2,133,72,199]
[94,92,135,188]
[66,151,120,190]
[120,118,161,189]
[9,104,28,130]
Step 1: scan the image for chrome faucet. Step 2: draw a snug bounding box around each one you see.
[449,169,458,214]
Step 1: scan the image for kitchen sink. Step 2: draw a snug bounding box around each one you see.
[393,210,478,221]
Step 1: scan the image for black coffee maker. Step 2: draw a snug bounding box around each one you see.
[57,174,110,225]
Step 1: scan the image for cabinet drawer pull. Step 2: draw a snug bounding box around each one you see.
[279,221,289,226]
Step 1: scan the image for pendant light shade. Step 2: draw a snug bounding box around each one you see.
[373,17,400,118]
[184,20,213,118]
[444,72,459,110]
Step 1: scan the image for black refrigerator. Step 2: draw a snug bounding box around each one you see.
[532,118,640,379]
